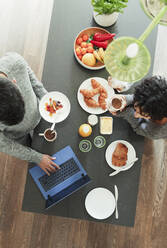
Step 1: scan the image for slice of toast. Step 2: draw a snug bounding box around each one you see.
[112,143,128,167]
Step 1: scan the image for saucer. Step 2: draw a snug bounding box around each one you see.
[79,140,92,152]
[94,136,106,148]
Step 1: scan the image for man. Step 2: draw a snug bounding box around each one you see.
[110,76,167,139]
[0,52,59,175]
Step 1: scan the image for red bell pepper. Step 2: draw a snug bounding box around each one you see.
[93,33,116,42]
[90,40,108,49]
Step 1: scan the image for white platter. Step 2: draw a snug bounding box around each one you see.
[77,77,114,114]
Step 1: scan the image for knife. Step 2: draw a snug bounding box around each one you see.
[109,157,138,176]
[114,185,119,219]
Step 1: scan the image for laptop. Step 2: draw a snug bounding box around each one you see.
[29,145,91,209]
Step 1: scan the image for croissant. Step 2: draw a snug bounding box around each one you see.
[84,97,100,108]
[91,79,101,89]
[80,78,109,110]
[112,143,128,167]
[98,95,107,110]
[99,86,108,98]
[80,88,100,98]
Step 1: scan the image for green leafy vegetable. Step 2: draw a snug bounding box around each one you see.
[87,34,94,43]
[91,0,128,15]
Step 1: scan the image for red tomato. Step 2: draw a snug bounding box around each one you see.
[75,47,81,56]
[81,42,87,48]
[78,55,83,60]
[81,48,87,55]
[87,47,94,53]
[76,37,83,45]
[82,34,89,41]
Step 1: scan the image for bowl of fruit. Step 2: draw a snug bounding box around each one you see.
[74,27,115,70]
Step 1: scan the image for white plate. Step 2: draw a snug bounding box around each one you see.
[77,77,115,114]
[105,140,136,171]
[85,187,116,220]
[39,91,71,123]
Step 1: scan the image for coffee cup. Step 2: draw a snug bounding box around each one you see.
[39,128,57,142]
[108,95,126,112]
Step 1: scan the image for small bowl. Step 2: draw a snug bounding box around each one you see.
[74,27,112,70]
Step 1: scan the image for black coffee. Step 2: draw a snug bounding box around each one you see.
[45,129,56,140]
[112,98,122,109]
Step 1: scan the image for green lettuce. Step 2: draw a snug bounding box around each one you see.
[91,0,128,15]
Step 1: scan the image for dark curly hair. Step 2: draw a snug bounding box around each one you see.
[0,77,25,125]
[133,76,167,120]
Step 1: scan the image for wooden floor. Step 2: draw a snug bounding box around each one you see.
[0,1,167,248]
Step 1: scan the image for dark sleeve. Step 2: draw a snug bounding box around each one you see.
[115,107,163,139]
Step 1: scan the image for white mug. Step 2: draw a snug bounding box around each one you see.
[39,128,57,142]
[108,95,126,112]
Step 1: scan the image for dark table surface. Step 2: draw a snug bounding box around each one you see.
[22,0,157,227]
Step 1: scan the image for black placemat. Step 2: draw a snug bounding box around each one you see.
[22,0,157,227]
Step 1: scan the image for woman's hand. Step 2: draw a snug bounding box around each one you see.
[109,111,117,116]
[39,154,60,176]
[108,76,131,92]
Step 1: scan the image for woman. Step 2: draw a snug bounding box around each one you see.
[110,76,167,139]
[0,52,59,175]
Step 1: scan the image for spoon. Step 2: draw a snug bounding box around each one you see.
[50,122,56,131]
[38,122,56,136]
[109,157,138,176]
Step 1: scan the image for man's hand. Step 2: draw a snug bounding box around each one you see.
[39,154,60,176]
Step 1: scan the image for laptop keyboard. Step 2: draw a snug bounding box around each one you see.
[39,158,80,192]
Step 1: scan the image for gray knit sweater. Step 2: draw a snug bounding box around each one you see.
[0,52,47,164]
[116,95,167,139]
